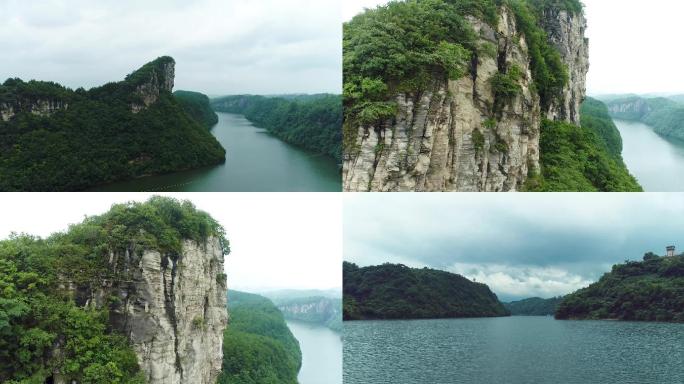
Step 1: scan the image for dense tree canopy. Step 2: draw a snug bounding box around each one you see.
[605,95,684,141]
[342,0,580,151]
[0,196,227,383]
[525,98,642,191]
[218,290,301,384]
[556,255,684,322]
[0,57,226,191]
[343,262,509,320]
[174,90,219,129]
[212,94,342,163]
[504,296,564,316]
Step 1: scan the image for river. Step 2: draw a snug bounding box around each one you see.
[344,316,684,384]
[89,113,341,191]
[614,119,684,191]
[287,321,342,384]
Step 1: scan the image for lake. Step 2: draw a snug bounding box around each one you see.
[614,119,684,191]
[344,316,684,384]
[89,113,341,191]
[287,321,342,384]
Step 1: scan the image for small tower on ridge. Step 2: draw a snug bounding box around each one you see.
[666,245,675,257]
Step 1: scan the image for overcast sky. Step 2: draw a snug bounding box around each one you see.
[343,0,684,95]
[0,193,342,292]
[344,193,684,301]
[0,0,341,95]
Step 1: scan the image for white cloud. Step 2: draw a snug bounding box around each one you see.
[0,0,341,95]
[0,192,342,292]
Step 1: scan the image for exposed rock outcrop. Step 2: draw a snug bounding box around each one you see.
[343,5,589,192]
[131,58,175,113]
[0,99,68,121]
[540,8,589,124]
[68,237,227,384]
[606,98,652,118]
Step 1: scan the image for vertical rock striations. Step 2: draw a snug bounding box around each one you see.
[76,237,227,384]
[343,4,589,192]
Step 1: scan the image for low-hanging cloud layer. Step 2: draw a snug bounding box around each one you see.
[0,0,341,95]
[344,193,684,301]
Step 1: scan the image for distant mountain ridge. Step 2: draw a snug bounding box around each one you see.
[211,94,342,163]
[263,289,342,332]
[504,297,564,316]
[343,262,510,320]
[603,95,684,141]
[0,56,225,191]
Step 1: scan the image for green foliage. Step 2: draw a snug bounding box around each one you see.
[218,291,301,384]
[527,116,642,192]
[342,0,578,153]
[504,296,564,315]
[556,255,684,322]
[606,95,684,141]
[343,262,510,320]
[212,94,342,163]
[272,296,343,333]
[472,129,486,152]
[0,196,227,382]
[491,64,523,112]
[580,97,624,158]
[0,57,225,191]
[507,0,570,110]
[174,90,219,128]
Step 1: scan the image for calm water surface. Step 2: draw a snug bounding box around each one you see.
[614,119,684,191]
[287,321,342,384]
[89,113,341,191]
[344,316,684,384]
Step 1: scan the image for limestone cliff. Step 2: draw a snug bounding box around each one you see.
[129,57,176,113]
[0,96,68,121]
[343,4,589,192]
[64,237,227,384]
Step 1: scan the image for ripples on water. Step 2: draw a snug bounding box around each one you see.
[343,317,684,384]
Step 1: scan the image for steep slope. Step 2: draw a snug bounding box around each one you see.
[504,296,563,315]
[219,290,301,384]
[0,57,226,191]
[556,254,684,322]
[605,96,684,141]
[342,0,601,191]
[174,90,219,128]
[272,295,343,332]
[527,97,641,191]
[212,94,342,163]
[0,197,229,384]
[343,262,509,320]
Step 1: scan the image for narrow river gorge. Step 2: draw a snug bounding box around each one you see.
[89,113,341,192]
[614,119,684,191]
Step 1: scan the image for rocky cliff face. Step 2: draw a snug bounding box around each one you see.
[65,237,227,384]
[131,59,175,113]
[1,99,68,121]
[606,98,652,118]
[343,6,589,192]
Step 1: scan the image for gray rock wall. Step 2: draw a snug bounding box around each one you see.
[343,5,589,192]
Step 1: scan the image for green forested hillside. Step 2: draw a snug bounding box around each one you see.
[556,254,684,322]
[272,295,343,332]
[526,98,642,191]
[504,296,564,316]
[605,96,684,141]
[0,196,226,383]
[219,290,301,384]
[211,94,342,163]
[343,262,509,320]
[0,57,225,191]
[174,90,219,128]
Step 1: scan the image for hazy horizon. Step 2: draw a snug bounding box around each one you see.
[344,193,684,301]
